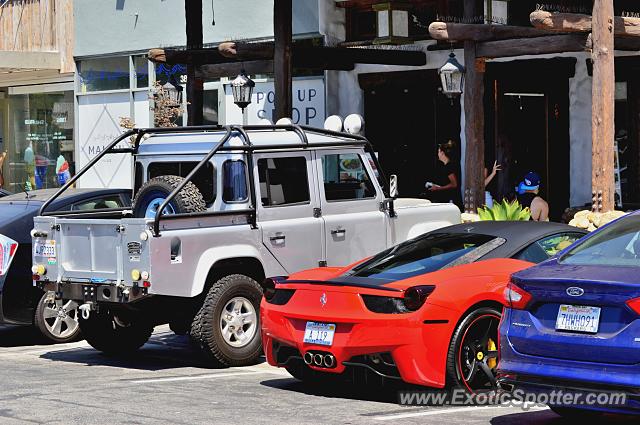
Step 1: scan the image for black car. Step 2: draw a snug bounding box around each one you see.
[0,188,131,342]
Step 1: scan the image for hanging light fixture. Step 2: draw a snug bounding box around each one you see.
[372,2,411,45]
[162,81,183,107]
[438,50,465,100]
[231,70,255,111]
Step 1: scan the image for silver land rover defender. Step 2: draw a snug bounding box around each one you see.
[31,125,460,366]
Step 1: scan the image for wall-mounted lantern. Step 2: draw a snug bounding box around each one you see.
[373,2,411,45]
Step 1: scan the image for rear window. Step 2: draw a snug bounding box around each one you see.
[347,233,496,280]
[560,214,640,267]
[148,161,215,204]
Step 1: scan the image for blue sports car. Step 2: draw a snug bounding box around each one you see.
[498,211,640,418]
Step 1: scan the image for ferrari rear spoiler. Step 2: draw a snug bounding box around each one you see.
[262,276,402,293]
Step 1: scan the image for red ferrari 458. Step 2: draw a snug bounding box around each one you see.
[261,222,586,392]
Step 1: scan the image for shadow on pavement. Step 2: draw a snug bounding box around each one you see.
[0,324,52,347]
[260,376,431,405]
[39,332,237,371]
[491,409,636,425]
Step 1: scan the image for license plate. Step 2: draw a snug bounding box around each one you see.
[303,322,336,346]
[555,304,601,333]
[34,240,56,258]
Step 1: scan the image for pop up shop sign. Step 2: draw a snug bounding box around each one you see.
[224,78,325,126]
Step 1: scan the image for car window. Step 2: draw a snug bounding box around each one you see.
[321,153,376,201]
[257,157,310,207]
[222,160,248,203]
[71,195,124,211]
[560,215,640,267]
[148,161,215,204]
[347,233,496,279]
[515,233,584,264]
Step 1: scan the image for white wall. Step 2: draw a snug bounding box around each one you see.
[75,0,320,57]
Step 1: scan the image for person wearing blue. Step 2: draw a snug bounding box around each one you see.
[517,171,549,221]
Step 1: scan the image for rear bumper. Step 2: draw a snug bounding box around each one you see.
[499,320,640,415]
[37,280,150,305]
[261,298,456,388]
[497,374,640,415]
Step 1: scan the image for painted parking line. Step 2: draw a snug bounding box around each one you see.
[371,405,548,421]
[129,370,267,384]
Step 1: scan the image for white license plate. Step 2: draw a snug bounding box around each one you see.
[34,240,56,258]
[555,304,601,333]
[303,322,336,346]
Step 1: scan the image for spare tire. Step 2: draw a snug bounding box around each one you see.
[133,175,206,218]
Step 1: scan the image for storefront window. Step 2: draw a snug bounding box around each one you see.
[79,57,130,92]
[6,91,74,192]
[134,56,149,88]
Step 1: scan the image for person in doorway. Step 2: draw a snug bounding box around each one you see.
[517,171,549,221]
[0,151,6,188]
[426,140,463,211]
[483,160,502,208]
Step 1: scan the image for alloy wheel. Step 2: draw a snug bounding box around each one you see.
[219,296,258,348]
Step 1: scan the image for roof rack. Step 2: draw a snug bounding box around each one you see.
[40,125,389,236]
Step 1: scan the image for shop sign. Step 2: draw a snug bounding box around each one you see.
[223,78,325,126]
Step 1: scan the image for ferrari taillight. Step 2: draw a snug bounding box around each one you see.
[0,234,18,276]
[403,285,436,311]
[503,281,532,310]
[626,297,640,315]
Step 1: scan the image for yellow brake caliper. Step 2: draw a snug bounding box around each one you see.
[487,338,497,369]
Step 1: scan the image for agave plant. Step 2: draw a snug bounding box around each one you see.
[477,199,531,221]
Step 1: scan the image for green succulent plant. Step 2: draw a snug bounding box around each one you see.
[477,199,531,221]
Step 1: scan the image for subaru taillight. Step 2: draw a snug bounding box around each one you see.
[626,297,640,315]
[503,281,532,310]
[0,234,18,276]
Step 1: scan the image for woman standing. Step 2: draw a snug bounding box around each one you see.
[426,140,463,211]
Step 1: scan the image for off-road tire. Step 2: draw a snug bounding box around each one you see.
[191,274,263,367]
[79,308,153,355]
[446,307,502,393]
[132,175,206,218]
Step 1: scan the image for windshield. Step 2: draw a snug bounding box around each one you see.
[346,233,496,280]
[560,214,640,267]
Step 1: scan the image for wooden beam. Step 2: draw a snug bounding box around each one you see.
[428,21,553,42]
[197,61,274,80]
[148,44,424,71]
[476,34,588,58]
[530,10,640,38]
[591,0,616,212]
[185,0,203,126]
[463,0,485,213]
[274,0,293,121]
[0,51,60,70]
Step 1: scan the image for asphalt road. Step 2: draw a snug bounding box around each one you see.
[0,325,634,425]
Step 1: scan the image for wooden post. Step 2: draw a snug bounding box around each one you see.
[591,0,615,212]
[463,0,485,213]
[274,0,293,121]
[185,0,204,126]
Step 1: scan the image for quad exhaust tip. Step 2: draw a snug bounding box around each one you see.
[303,352,336,368]
[323,354,335,368]
[304,352,314,365]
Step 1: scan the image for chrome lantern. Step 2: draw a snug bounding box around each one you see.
[231,71,255,111]
[439,51,465,99]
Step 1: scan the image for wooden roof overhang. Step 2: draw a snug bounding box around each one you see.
[428,10,640,59]
[148,41,427,80]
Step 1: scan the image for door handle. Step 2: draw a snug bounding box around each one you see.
[331,229,346,236]
[269,234,286,242]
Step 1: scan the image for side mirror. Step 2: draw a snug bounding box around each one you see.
[389,175,398,199]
